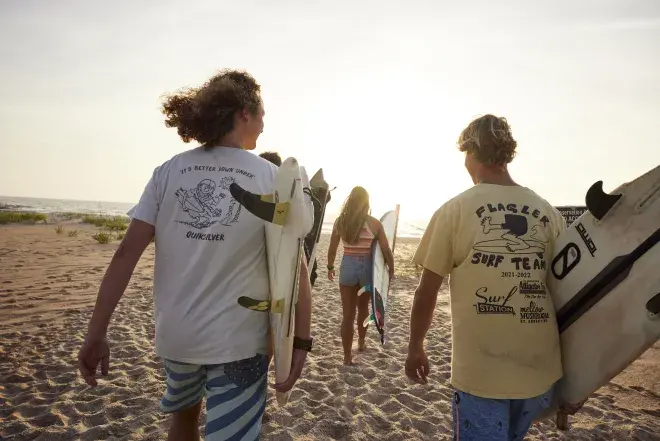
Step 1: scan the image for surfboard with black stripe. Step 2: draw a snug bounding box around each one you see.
[537,164,660,430]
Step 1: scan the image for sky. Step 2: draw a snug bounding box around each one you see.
[1,0,659,222]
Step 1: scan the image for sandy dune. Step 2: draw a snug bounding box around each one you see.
[1,223,659,440]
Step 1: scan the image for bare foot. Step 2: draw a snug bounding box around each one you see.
[343,357,356,366]
[358,339,366,352]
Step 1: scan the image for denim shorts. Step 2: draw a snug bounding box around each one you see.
[339,255,372,287]
[452,384,555,440]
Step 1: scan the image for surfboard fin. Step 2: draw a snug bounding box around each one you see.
[237,296,285,314]
[229,183,289,225]
[585,181,622,221]
[646,293,660,317]
[310,168,329,190]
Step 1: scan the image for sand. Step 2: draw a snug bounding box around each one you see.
[0,222,659,440]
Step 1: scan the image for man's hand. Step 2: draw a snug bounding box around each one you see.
[78,335,110,386]
[406,268,442,385]
[273,349,308,392]
[405,346,430,384]
[328,268,336,281]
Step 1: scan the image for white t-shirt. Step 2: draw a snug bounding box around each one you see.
[129,146,278,365]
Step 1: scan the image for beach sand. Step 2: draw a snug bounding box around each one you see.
[1,222,659,440]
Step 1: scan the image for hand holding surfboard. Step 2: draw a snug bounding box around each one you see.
[230,157,314,406]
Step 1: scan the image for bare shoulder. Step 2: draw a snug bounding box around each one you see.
[366,216,382,232]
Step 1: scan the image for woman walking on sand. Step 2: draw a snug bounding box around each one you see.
[327,186,394,365]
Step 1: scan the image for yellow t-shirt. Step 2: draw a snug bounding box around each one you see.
[413,184,567,399]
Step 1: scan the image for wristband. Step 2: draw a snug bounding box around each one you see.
[293,336,313,352]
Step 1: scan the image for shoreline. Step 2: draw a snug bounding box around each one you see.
[0,225,658,440]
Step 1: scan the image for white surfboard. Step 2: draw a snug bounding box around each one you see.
[230,157,313,406]
[363,205,400,344]
[539,164,660,428]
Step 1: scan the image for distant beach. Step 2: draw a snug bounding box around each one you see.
[0,195,429,239]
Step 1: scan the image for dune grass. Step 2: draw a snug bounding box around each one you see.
[56,212,83,221]
[68,229,79,237]
[82,215,129,231]
[0,211,48,225]
[54,224,64,234]
[92,232,113,244]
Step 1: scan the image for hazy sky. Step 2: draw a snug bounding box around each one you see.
[1,0,659,220]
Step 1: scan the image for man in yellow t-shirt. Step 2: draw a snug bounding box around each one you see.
[405,115,581,440]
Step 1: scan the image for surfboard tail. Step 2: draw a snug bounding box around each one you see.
[229,182,289,225]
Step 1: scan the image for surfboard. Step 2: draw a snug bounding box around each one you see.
[230,157,314,406]
[363,205,400,344]
[303,168,332,281]
[538,164,660,429]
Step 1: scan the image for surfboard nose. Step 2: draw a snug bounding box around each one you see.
[282,157,298,167]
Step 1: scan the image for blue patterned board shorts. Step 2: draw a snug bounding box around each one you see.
[160,353,269,441]
[452,384,555,441]
[339,255,372,287]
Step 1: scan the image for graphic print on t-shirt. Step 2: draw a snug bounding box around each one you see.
[174,165,256,230]
[469,202,553,324]
[474,213,548,256]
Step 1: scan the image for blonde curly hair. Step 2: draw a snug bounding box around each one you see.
[457,114,517,166]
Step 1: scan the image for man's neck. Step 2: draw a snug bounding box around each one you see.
[475,167,519,187]
[214,133,243,149]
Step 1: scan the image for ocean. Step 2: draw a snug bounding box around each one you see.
[0,196,136,217]
[0,196,428,238]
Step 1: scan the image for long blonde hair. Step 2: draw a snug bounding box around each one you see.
[335,186,370,244]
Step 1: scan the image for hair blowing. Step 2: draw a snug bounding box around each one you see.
[161,69,262,146]
[335,186,370,244]
[259,151,282,166]
[457,114,517,166]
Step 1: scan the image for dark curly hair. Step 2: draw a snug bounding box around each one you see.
[457,114,517,166]
[161,69,262,146]
[259,151,282,166]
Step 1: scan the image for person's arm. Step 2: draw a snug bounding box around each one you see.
[327,221,340,269]
[294,257,312,339]
[375,220,395,277]
[274,257,313,392]
[87,166,162,340]
[408,203,457,350]
[409,269,444,351]
[87,220,155,339]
